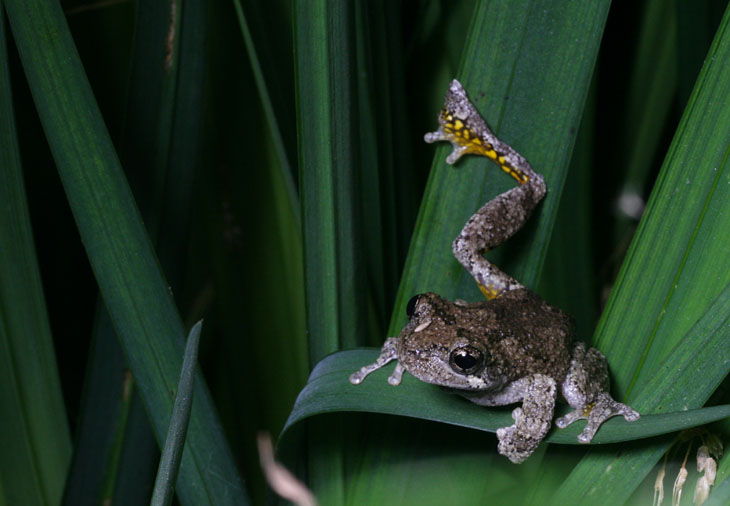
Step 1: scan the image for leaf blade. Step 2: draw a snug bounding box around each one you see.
[4,1,248,504]
[283,349,730,445]
[0,3,71,504]
[151,321,202,506]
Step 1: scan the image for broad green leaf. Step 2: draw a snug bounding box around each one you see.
[548,282,730,505]
[285,1,613,505]
[388,0,610,333]
[282,349,730,444]
[64,3,173,502]
[549,4,730,504]
[3,1,247,504]
[0,3,71,504]
[597,5,730,402]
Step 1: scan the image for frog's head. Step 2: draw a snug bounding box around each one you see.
[395,293,509,391]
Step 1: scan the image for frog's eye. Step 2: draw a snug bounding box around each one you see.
[449,346,485,375]
[406,294,421,319]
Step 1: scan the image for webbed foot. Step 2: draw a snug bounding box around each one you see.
[556,392,640,443]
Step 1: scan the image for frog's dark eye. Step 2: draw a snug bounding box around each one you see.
[449,346,485,375]
[406,294,421,319]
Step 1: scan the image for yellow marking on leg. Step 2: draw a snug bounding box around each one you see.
[499,162,529,185]
[478,283,500,300]
[581,403,595,417]
[439,108,531,185]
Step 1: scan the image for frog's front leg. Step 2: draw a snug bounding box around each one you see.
[556,342,640,442]
[349,338,405,386]
[424,80,546,298]
[485,374,557,464]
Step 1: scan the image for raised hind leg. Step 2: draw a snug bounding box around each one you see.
[425,79,547,298]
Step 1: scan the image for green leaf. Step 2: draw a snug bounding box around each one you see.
[282,349,730,444]
[151,321,202,506]
[232,0,298,226]
[548,4,730,504]
[295,0,372,363]
[0,3,71,504]
[64,0,210,503]
[620,0,678,193]
[294,2,368,503]
[285,1,614,505]
[63,1,182,501]
[597,11,730,400]
[388,0,610,333]
[705,476,730,506]
[549,281,730,505]
[3,1,247,504]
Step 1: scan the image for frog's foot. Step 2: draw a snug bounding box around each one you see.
[496,374,556,464]
[424,127,468,165]
[349,338,404,386]
[497,408,542,464]
[559,342,640,443]
[424,79,545,185]
[556,393,640,443]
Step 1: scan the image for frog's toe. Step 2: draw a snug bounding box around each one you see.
[555,409,583,429]
[496,424,534,464]
[622,408,641,422]
[560,393,640,443]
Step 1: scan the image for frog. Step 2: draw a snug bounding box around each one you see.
[349,79,639,463]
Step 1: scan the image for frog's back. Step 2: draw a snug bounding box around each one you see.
[476,289,573,381]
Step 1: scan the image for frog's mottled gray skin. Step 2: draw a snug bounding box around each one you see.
[350,79,639,463]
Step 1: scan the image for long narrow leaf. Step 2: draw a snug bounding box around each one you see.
[151,321,202,506]
[389,0,610,332]
[550,4,730,504]
[294,2,362,503]
[63,2,175,501]
[232,0,298,225]
[4,1,247,504]
[0,3,71,504]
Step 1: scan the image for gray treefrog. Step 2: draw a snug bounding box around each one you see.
[349,79,639,463]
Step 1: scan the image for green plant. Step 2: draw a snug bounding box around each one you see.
[2,0,730,505]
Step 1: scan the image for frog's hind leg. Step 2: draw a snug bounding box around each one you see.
[425,79,547,298]
[452,179,545,298]
[556,342,640,443]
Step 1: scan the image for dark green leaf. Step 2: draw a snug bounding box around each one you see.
[151,321,202,506]
[4,1,247,504]
[0,3,71,504]
[283,350,730,445]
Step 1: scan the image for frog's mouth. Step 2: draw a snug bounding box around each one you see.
[437,374,508,393]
